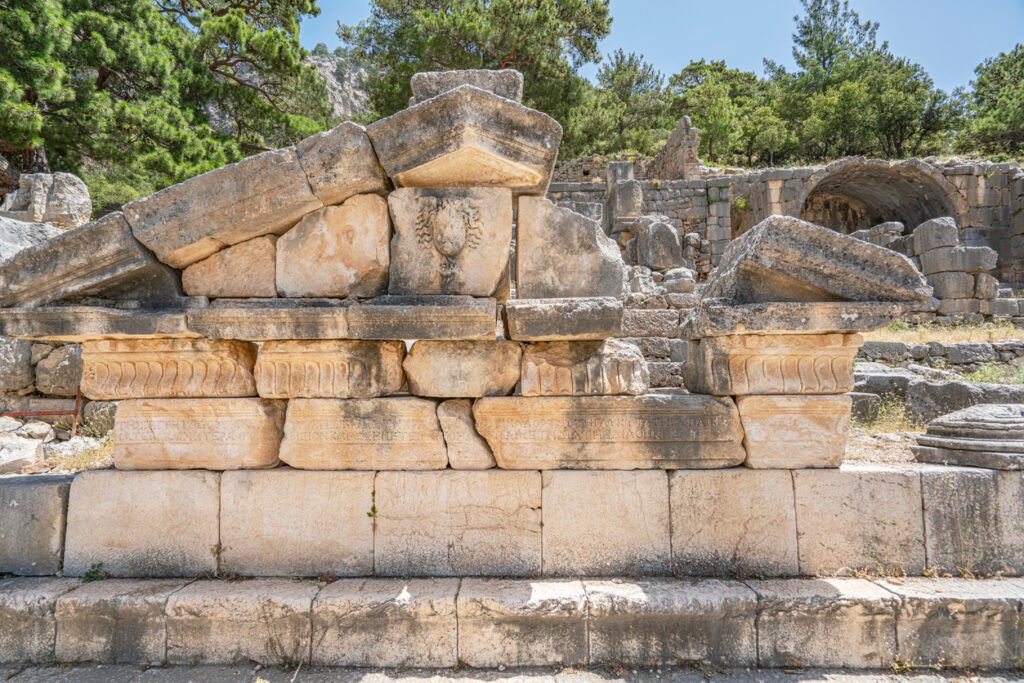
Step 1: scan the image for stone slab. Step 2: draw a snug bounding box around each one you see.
[311,578,458,667]
[347,295,497,340]
[621,309,680,338]
[920,245,999,275]
[504,297,623,341]
[112,398,284,470]
[255,340,404,399]
[186,299,351,341]
[279,398,447,470]
[521,338,649,396]
[738,394,852,469]
[63,470,220,577]
[220,469,373,577]
[0,578,79,664]
[0,306,194,342]
[403,340,520,397]
[473,394,745,470]
[374,471,541,576]
[410,69,523,103]
[436,399,496,469]
[181,236,277,298]
[295,121,388,207]
[0,475,71,576]
[681,301,929,338]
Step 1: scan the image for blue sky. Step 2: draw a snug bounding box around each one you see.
[301,0,1024,93]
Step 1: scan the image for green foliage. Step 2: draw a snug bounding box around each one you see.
[962,44,1024,158]
[81,562,108,583]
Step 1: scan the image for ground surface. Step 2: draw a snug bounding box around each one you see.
[845,429,918,464]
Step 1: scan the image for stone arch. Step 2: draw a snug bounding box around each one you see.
[796,157,968,234]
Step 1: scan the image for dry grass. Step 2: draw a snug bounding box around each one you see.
[963,362,1024,384]
[863,320,1024,344]
[846,396,921,464]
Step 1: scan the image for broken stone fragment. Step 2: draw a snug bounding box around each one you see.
[411,69,524,103]
[367,85,561,196]
[403,340,521,397]
[276,194,390,298]
[504,297,623,341]
[913,403,1024,469]
[437,399,496,470]
[181,235,277,298]
[635,218,683,271]
[33,344,82,397]
[516,197,626,299]
[295,121,389,207]
[388,187,512,296]
[521,338,649,396]
[737,394,852,469]
[255,340,405,399]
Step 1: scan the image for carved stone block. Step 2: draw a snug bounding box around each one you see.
[255,340,405,399]
[521,339,648,396]
[737,394,852,468]
[186,299,352,341]
[504,297,623,341]
[0,306,193,342]
[347,296,497,340]
[403,340,520,397]
[81,339,258,399]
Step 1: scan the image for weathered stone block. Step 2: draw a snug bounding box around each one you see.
[0,578,78,663]
[975,272,999,299]
[926,271,974,299]
[275,195,390,298]
[670,470,799,577]
[457,579,587,667]
[521,339,648,396]
[0,336,33,392]
[749,578,897,668]
[0,475,71,576]
[920,245,999,275]
[124,147,323,268]
[295,121,388,207]
[912,216,960,254]
[254,340,404,399]
[187,299,352,341]
[34,344,82,397]
[0,306,193,343]
[181,235,277,298]
[166,579,318,665]
[279,398,447,470]
[473,394,744,469]
[347,295,497,340]
[220,470,373,577]
[437,399,496,469]
[312,578,458,667]
[81,339,257,399]
[738,394,851,469]
[64,470,220,577]
[410,69,523,103]
[55,579,188,664]
[936,298,980,315]
[504,297,623,341]
[403,340,520,397]
[374,471,541,576]
[541,471,669,575]
[586,578,757,667]
[620,309,680,337]
[682,301,927,338]
[112,398,283,470]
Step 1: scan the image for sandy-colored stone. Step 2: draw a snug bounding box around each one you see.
[793,464,926,575]
[436,399,496,469]
[749,578,897,668]
[473,394,745,469]
[347,295,498,340]
[410,69,523,103]
[504,297,623,341]
[586,579,757,667]
[165,579,318,665]
[220,469,373,577]
[374,471,541,576]
[0,475,71,576]
[0,578,78,664]
[279,397,447,470]
[81,338,258,399]
[295,121,388,206]
[187,299,353,341]
[521,338,648,396]
[517,196,625,299]
[312,578,458,667]
[403,340,520,397]
[276,195,390,298]
[55,579,188,664]
[124,147,322,268]
[181,236,276,298]
[0,305,194,342]
[387,187,512,296]
[681,300,928,338]
[542,471,669,576]
[670,470,799,577]
[684,333,862,395]
[255,340,404,399]
[456,579,587,667]
[112,398,284,470]
[738,394,852,469]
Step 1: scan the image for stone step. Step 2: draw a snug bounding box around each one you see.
[1,576,1022,670]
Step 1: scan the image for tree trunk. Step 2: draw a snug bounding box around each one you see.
[0,154,19,195]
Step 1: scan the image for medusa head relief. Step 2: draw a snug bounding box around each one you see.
[415,196,483,287]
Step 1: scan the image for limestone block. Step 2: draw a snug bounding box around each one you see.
[975,272,999,299]
[0,336,33,392]
[112,398,284,470]
[738,394,852,469]
[255,340,404,399]
[749,578,897,668]
[0,577,78,663]
[927,271,974,299]
[436,399,496,469]
[275,195,390,298]
[990,297,1021,317]
[0,215,61,262]
[684,333,862,395]
[0,306,193,342]
[793,465,926,575]
[33,344,82,397]
[374,471,541,576]
[517,196,625,299]
[521,339,648,396]
[54,579,189,664]
[457,579,587,667]
[914,404,1024,470]
[670,470,799,577]
[81,339,258,399]
[586,578,757,667]
[0,172,91,228]
[279,398,447,470]
[0,475,71,576]
[63,470,220,577]
[124,147,323,268]
[620,309,680,337]
[410,69,523,103]
[0,212,183,307]
[312,578,458,667]
[504,297,623,341]
[636,220,683,270]
[181,236,277,298]
[295,121,388,206]
[387,187,511,296]
[912,216,960,254]
[187,299,352,341]
[936,298,980,315]
[879,578,1024,669]
[541,471,669,576]
[367,85,561,196]
[681,301,927,338]
[919,245,999,275]
[166,579,318,665]
[473,394,745,469]
[220,470,373,577]
[403,340,520,397]
[347,295,497,340]
[0,435,41,473]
